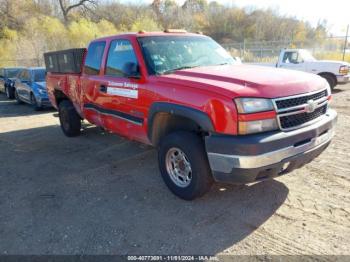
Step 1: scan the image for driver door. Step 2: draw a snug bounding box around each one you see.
[98,38,147,142]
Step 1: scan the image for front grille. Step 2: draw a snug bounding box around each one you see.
[280,104,327,129]
[276,89,327,109]
[273,89,329,130]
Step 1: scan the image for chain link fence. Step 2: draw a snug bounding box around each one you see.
[0,58,44,68]
[222,36,350,63]
[0,36,349,67]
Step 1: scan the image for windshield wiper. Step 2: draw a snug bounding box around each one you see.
[162,65,200,75]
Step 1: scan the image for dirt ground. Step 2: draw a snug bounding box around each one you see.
[0,84,349,256]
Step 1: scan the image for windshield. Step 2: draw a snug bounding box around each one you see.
[34,69,46,82]
[299,50,317,61]
[6,69,22,78]
[138,36,235,75]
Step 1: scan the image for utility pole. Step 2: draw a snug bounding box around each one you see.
[343,24,349,61]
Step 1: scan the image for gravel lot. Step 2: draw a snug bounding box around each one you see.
[0,84,349,256]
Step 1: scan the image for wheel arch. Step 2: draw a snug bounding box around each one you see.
[53,89,70,106]
[148,102,214,147]
[318,72,337,86]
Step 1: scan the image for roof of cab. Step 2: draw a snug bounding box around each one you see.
[1,67,26,70]
[27,67,45,70]
[91,31,207,42]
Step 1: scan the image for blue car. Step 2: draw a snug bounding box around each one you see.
[14,67,52,110]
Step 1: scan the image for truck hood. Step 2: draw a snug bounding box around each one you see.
[156,64,327,98]
[316,60,350,66]
[307,60,349,67]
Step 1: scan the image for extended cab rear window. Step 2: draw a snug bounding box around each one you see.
[84,41,106,75]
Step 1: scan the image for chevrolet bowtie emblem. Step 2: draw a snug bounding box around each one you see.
[305,99,317,113]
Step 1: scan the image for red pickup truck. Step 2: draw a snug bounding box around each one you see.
[45,31,337,200]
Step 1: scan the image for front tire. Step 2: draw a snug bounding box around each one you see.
[158,131,213,200]
[321,74,336,90]
[58,100,81,137]
[30,93,43,111]
[14,89,23,104]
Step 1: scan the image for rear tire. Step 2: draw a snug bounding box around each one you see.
[158,131,213,200]
[14,89,23,104]
[321,74,336,90]
[58,100,81,137]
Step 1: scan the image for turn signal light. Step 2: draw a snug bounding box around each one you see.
[238,118,278,135]
[339,65,349,75]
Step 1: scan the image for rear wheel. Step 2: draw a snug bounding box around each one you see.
[30,93,43,111]
[158,131,213,200]
[58,100,81,137]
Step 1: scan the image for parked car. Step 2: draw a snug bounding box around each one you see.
[255,49,350,90]
[14,67,51,110]
[0,67,25,99]
[45,31,337,200]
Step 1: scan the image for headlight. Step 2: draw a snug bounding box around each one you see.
[238,118,278,135]
[37,85,47,93]
[339,65,349,75]
[235,98,274,114]
[38,88,46,95]
[235,97,277,135]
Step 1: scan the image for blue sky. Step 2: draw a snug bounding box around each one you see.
[119,0,350,35]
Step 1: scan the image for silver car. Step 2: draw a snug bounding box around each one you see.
[0,67,26,99]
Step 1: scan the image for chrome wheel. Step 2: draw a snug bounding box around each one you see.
[165,147,192,188]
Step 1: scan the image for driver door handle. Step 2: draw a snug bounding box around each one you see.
[99,85,107,93]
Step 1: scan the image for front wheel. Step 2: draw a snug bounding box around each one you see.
[31,93,43,111]
[158,131,213,200]
[14,89,23,104]
[58,100,81,137]
[321,74,336,90]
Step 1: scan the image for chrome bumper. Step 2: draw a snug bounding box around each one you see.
[205,109,337,183]
[337,74,350,84]
[208,127,333,172]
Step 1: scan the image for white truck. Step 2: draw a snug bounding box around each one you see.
[258,49,350,90]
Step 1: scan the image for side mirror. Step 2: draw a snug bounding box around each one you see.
[123,62,141,79]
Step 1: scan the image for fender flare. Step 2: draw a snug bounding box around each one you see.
[147,102,214,142]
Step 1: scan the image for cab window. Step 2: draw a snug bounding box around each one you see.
[282,51,300,64]
[84,41,106,75]
[105,39,138,77]
[19,70,30,81]
[6,69,22,78]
